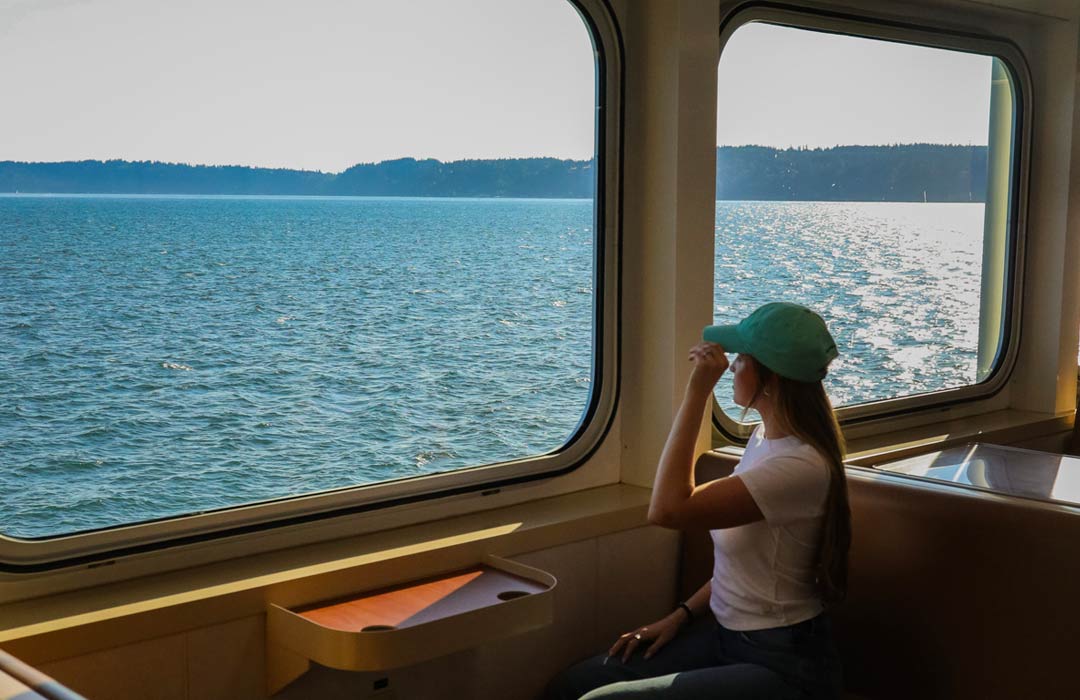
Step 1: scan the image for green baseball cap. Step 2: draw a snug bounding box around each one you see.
[703,302,838,382]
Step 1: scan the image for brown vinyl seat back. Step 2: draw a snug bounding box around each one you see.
[683,452,1080,700]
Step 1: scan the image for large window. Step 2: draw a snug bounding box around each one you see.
[713,18,1020,425]
[0,0,607,543]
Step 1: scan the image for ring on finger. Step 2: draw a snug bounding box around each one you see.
[633,633,642,641]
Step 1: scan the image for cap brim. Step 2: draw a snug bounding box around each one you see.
[702,324,748,353]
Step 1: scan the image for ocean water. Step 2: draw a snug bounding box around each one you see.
[713,201,985,419]
[0,196,985,538]
[0,195,595,537]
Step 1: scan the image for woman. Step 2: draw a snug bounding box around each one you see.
[546,302,850,699]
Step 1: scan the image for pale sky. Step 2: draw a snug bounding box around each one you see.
[719,23,994,148]
[0,2,995,172]
[0,0,596,171]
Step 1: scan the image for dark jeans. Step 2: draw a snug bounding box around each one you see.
[544,614,843,699]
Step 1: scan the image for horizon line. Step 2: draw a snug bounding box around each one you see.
[0,142,991,175]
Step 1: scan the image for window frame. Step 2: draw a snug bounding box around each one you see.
[0,0,624,572]
[711,3,1032,442]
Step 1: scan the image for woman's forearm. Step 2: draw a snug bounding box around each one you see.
[647,384,711,524]
[687,579,711,618]
[663,579,712,627]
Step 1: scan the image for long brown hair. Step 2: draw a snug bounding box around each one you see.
[743,358,851,605]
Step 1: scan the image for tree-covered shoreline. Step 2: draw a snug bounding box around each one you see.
[0,144,988,202]
[715,144,986,202]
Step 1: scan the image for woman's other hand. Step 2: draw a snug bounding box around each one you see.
[607,611,688,663]
[688,342,729,393]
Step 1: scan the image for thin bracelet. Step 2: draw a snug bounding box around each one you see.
[676,602,694,622]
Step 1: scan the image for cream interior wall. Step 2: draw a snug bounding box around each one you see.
[1007,14,1080,414]
[1061,17,1080,407]
[616,0,721,490]
[34,527,679,700]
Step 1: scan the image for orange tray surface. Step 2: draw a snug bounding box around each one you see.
[295,565,548,632]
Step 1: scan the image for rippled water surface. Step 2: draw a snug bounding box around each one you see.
[1,197,986,537]
[1,195,594,537]
[714,201,985,418]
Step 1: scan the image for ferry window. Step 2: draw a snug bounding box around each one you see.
[713,22,1017,422]
[0,0,600,539]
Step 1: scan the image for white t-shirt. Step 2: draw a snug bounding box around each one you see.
[709,426,831,630]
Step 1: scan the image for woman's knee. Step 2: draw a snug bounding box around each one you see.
[578,680,644,699]
[543,654,619,700]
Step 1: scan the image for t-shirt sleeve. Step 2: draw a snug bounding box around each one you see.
[736,456,830,526]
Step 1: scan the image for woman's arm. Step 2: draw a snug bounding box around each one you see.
[682,578,712,621]
[647,343,764,530]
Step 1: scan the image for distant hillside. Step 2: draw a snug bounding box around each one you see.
[716,144,987,202]
[0,158,594,199]
[0,145,987,201]
[331,158,594,198]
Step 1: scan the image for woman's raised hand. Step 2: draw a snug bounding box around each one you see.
[607,612,687,663]
[688,342,729,392]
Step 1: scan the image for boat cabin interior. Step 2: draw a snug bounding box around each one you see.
[2,0,1079,698]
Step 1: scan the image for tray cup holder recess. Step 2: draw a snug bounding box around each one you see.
[497,590,530,601]
[360,625,397,632]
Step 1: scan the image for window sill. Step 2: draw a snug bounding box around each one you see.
[712,408,1067,462]
[843,408,1072,466]
[709,408,1072,467]
[0,483,651,663]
